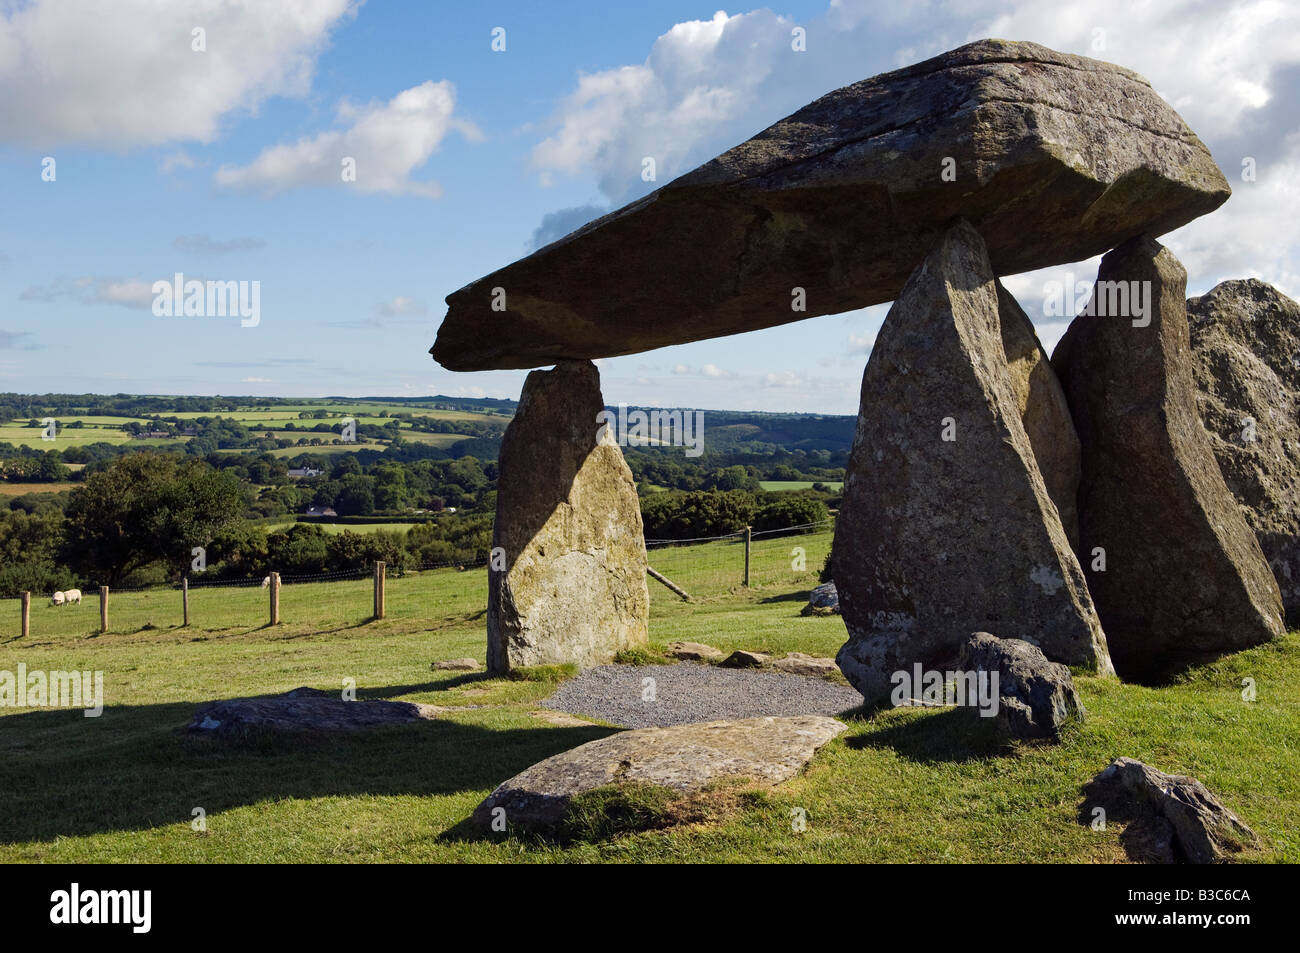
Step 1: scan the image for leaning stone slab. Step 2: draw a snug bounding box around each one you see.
[1082,757,1260,863]
[472,715,845,828]
[432,39,1229,371]
[998,280,1083,549]
[187,687,441,735]
[834,220,1110,703]
[1188,279,1300,622]
[958,632,1084,740]
[487,360,650,674]
[1053,238,1284,681]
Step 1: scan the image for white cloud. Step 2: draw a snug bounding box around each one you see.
[700,363,730,378]
[160,150,200,174]
[241,377,273,383]
[378,296,427,317]
[530,9,792,202]
[532,0,1300,315]
[21,276,155,309]
[216,81,479,197]
[0,0,358,148]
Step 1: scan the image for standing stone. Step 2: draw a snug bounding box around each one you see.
[1188,279,1300,623]
[487,360,649,674]
[1052,238,1284,681]
[833,220,1110,703]
[998,280,1083,548]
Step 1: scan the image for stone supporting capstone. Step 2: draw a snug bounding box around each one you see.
[1052,236,1284,681]
[487,360,649,674]
[833,220,1111,703]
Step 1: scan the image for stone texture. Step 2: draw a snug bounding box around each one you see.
[720,650,771,669]
[473,715,846,828]
[769,653,840,678]
[188,687,441,735]
[958,632,1084,740]
[834,220,1110,703]
[997,280,1082,548]
[432,39,1228,371]
[1082,757,1260,863]
[801,581,841,616]
[1188,279,1300,622]
[1053,238,1284,681]
[665,641,726,662]
[487,360,649,674]
[431,658,480,672]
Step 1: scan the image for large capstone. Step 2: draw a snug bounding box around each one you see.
[487,360,649,674]
[1188,279,1300,623]
[1052,239,1284,681]
[833,220,1110,703]
[432,39,1229,371]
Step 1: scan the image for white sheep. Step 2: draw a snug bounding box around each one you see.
[261,576,271,589]
[50,591,65,607]
[64,588,82,605]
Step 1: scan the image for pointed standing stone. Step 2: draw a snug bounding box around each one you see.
[1052,237,1284,681]
[833,221,1110,703]
[487,360,649,674]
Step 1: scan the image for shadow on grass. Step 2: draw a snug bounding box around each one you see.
[356,672,491,699]
[0,692,614,845]
[758,591,812,605]
[845,706,1008,764]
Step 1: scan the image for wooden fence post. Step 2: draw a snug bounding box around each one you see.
[20,591,30,639]
[373,561,386,620]
[182,576,190,626]
[743,525,752,587]
[99,586,109,633]
[269,572,280,625]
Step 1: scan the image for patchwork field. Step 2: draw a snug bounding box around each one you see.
[0,401,505,453]
[2,526,1295,864]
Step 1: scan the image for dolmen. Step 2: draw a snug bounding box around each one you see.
[430,38,1285,692]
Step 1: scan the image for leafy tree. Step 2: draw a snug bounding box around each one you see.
[59,453,247,584]
[335,474,375,516]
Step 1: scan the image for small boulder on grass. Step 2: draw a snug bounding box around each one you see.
[720,650,771,669]
[801,582,840,616]
[1082,758,1260,863]
[665,641,726,662]
[957,632,1084,741]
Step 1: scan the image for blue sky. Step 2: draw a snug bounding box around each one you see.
[1,0,1297,414]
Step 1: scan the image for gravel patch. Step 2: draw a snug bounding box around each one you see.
[540,662,863,729]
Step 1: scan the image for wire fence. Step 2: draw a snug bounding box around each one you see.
[7,520,834,639]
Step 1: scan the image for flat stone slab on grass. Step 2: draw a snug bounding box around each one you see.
[541,662,862,728]
[188,687,442,736]
[432,39,1228,371]
[474,715,846,828]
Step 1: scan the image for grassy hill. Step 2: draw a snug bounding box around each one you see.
[2,527,1294,863]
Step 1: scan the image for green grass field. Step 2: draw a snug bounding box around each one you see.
[0,482,77,496]
[759,480,844,492]
[2,527,1296,863]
